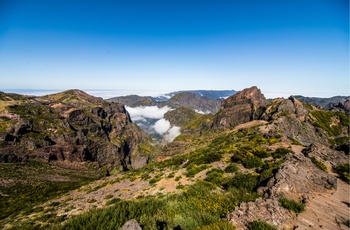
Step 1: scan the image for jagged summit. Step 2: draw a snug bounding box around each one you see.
[213,86,267,129]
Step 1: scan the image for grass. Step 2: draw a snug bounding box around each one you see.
[279,197,305,213]
[248,220,277,230]
[310,157,328,172]
[0,161,101,222]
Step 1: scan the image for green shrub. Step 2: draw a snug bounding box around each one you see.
[335,163,350,184]
[199,221,236,230]
[252,147,271,158]
[248,220,277,230]
[310,157,328,172]
[279,197,305,213]
[223,173,259,192]
[272,147,294,159]
[242,157,263,169]
[224,164,239,173]
[205,169,224,185]
[185,164,209,178]
[105,194,113,200]
[149,175,162,185]
[106,198,121,205]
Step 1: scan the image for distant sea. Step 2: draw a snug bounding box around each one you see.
[0,89,171,99]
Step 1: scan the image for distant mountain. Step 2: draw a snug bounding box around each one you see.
[154,89,237,101]
[108,90,237,114]
[293,95,349,108]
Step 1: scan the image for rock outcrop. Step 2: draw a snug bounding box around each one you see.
[228,153,339,229]
[0,90,154,170]
[302,143,349,167]
[119,219,142,230]
[228,198,295,230]
[212,86,267,129]
[259,153,337,199]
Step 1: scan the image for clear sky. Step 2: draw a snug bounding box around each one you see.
[0,0,348,98]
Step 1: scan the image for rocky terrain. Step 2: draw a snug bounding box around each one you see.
[0,87,349,230]
[0,89,153,170]
[108,90,236,114]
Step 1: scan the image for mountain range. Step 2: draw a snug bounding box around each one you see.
[0,87,349,230]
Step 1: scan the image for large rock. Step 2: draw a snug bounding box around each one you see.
[213,86,267,129]
[228,198,294,230]
[228,153,337,229]
[119,219,142,230]
[302,143,349,167]
[259,153,337,200]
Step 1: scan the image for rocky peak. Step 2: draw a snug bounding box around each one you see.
[212,86,267,129]
[0,90,154,171]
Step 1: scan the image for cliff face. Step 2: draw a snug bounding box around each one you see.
[212,86,267,129]
[0,90,154,170]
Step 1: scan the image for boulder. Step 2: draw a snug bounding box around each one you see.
[119,219,142,230]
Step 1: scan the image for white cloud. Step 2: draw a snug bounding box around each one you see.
[164,126,181,142]
[195,109,211,114]
[153,118,171,135]
[126,106,172,121]
[125,105,181,143]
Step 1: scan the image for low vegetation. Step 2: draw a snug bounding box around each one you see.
[279,197,305,213]
[334,163,350,184]
[248,220,278,230]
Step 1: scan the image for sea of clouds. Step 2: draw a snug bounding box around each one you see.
[125,106,181,142]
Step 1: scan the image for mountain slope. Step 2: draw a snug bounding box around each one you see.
[1,87,349,230]
[0,89,154,170]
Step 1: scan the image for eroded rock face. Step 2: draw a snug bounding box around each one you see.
[260,97,330,146]
[0,90,154,170]
[302,143,349,167]
[260,153,337,199]
[228,153,338,229]
[213,86,267,129]
[228,198,295,230]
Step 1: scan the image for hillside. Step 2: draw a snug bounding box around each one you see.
[0,87,349,230]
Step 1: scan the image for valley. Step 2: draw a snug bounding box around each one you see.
[0,87,349,230]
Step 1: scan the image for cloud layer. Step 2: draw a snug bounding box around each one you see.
[126,106,181,143]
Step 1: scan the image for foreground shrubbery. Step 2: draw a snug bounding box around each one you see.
[59,176,260,230]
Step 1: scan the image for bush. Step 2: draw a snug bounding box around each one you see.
[149,175,162,185]
[205,169,224,186]
[224,164,239,173]
[199,221,236,230]
[335,163,350,184]
[310,157,328,172]
[185,164,209,178]
[223,173,259,192]
[279,197,305,213]
[242,157,263,169]
[248,220,277,230]
[272,147,294,159]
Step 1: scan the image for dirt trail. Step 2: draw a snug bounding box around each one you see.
[293,178,350,230]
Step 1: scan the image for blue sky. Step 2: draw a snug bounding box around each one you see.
[0,0,348,98]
